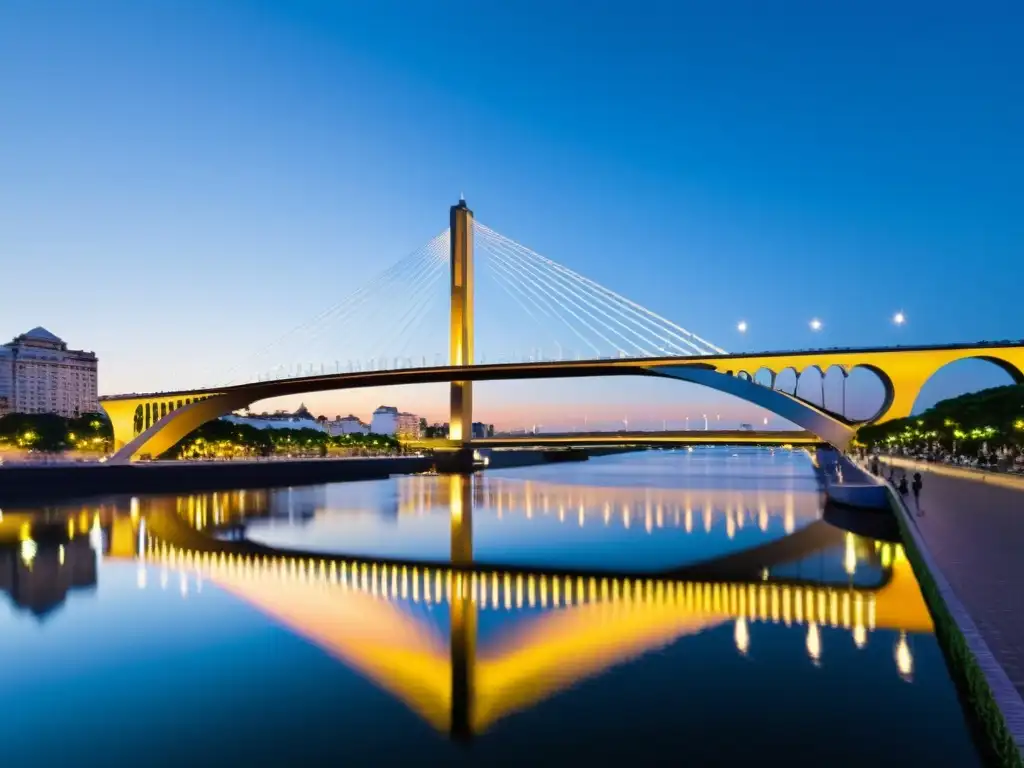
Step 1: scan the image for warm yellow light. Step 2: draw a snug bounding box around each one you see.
[734,617,750,656]
[853,624,866,649]
[844,533,857,576]
[895,631,913,680]
[806,622,821,665]
[20,539,37,567]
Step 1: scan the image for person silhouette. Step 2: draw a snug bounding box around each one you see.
[898,475,909,495]
[912,472,923,515]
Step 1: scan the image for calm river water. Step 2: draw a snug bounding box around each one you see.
[0,448,982,765]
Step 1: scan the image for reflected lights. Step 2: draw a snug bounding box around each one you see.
[20,539,37,567]
[806,622,821,665]
[853,624,866,649]
[844,533,857,576]
[895,632,913,681]
[734,617,750,656]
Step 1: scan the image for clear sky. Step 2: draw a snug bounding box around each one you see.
[2,1,1022,429]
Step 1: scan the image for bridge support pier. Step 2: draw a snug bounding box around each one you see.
[449,198,474,443]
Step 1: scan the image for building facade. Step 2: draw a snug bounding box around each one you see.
[369,406,421,438]
[396,412,421,440]
[370,406,399,435]
[222,404,322,432]
[326,415,370,436]
[0,327,98,418]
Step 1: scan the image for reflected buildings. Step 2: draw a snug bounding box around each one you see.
[0,534,96,617]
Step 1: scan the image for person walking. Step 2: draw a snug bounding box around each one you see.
[897,475,909,495]
[911,472,923,515]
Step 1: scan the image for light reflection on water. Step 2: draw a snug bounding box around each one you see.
[242,447,827,570]
[0,448,981,765]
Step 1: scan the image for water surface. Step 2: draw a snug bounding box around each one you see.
[0,448,981,765]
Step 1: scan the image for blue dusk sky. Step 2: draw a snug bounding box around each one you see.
[1,1,1022,429]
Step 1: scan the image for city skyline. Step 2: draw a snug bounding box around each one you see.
[2,2,1022,426]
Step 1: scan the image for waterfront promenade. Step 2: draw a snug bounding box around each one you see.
[886,457,1024,705]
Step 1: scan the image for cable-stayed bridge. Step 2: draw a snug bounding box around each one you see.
[100,199,1024,462]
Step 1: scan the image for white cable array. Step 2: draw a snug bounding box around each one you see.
[223,213,727,384]
[475,221,726,357]
[480,242,605,356]
[480,253,572,357]
[224,230,449,383]
[479,234,658,356]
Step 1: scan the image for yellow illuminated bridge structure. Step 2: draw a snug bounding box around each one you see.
[96,198,1024,462]
[0,480,930,738]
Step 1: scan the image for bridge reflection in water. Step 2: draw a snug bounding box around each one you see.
[1,475,930,740]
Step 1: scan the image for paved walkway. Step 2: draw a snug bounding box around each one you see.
[887,460,1024,702]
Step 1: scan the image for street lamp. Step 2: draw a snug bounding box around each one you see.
[703,413,708,431]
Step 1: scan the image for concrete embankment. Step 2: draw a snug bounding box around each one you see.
[0,447,631,504]
[815,448,891,510]
[0,456,433,504]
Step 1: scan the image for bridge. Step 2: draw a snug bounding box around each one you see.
[99,199,1024,461]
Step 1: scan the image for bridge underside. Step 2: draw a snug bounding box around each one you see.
[100,364,853,463]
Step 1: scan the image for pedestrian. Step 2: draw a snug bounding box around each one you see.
[898,475,908,495]
[912,472,923,515]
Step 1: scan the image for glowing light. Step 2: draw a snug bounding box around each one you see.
[734,617,750,656]
[58,545,65,566]
[844,533,857,576]
[809,318,823,331]
[806,622,821,665]
[88,515,103,552]
[895,632,913,681]
[853,624,866,649]
[893,311,906,326]
[20,539,37,567]
[737,320,748,333]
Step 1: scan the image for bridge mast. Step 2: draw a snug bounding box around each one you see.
[449,197,474,442]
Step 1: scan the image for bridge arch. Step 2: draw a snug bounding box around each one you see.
[774,367,799,396]
[751,367,775,388]
[647,365,855,449]
[103,346,1024,461]
[865,352,1024,423]
[896,356,1024,422]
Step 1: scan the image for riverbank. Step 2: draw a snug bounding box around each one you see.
[882,464,1024,766]
[0,447,633,504]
